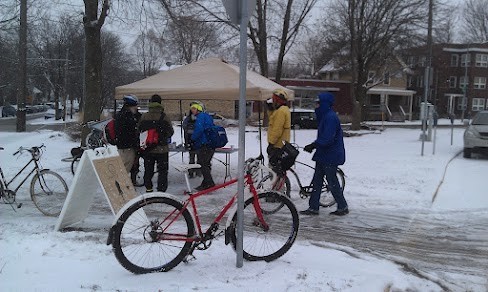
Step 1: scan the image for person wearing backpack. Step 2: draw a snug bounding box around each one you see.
[138,94,174,192]
[189,102,216,191]
[115,95,141,174]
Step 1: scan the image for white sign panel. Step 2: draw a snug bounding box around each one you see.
[55,146,137,231]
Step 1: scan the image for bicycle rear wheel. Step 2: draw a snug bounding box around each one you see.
[112,196,195,274]
[230,191,299,262]
[71,155,81,175]
[30,170,68,216]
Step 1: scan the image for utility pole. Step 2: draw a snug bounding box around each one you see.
[462,44,468,122]
[421,0,433,156]
[63,48,69,121]
[17,0,27,132]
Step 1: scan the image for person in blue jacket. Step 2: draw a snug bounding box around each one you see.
[300,92,348,216]
[189,102,216,190]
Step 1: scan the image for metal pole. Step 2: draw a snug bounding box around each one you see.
[63,49,69,121]
[462,46,468,122]
[17,0,27,132]
[236,0,249,268]
[432,124,437,154]
[421,0,433,156]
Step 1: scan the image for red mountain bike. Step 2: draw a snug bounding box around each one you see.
[107,157,299,274]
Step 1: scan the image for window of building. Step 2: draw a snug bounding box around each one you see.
[383,72,390,85]
[459,76,469,89]
[407,56,416,65]
[419,56,427,67]
[407,76,413,87]
[332,72,339,80]
[474,77,487,89]
[461,54,471,67]
[367,71,375,84]
[450,54,458,67]
[475,54,488,67]
[449,76,457,88]
[472,98,486,111]
[417,75,424,87]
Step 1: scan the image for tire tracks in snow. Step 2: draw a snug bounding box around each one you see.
[298,208,488,291]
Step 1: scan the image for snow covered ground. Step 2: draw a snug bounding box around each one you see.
[0,125,487,291]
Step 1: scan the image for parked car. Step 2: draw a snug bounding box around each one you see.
[1,105,17,117]
[463,111,488,158]
[291,108,317,129]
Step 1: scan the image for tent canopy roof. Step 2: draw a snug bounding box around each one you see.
[115,58,294,101]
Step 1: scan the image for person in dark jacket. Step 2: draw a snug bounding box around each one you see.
[300,92,348,216]
[138,94,174,192]
[115,94,141,174]
[189,102,216,191]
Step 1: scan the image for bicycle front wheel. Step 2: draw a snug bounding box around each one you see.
[30,170,68,216]
[230,191,299,262]
[112,196,195,274]
[257,174,291,214]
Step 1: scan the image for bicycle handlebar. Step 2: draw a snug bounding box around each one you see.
[13,144,45,157]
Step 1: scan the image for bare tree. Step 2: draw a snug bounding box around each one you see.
[0,0,18,31]
[461,0,488,42]
[101,31,139,109]
[165,16,220,64]
[82,0,110,140]
[158,0,317,79]
[321,0,427,130]
[133,29,165,77]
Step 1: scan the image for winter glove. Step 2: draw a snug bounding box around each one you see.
[303,142,316,153]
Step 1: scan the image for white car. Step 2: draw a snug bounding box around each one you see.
[463,111,488,158]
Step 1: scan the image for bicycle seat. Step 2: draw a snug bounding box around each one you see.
[0,147,4,151]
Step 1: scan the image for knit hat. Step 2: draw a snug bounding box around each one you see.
[191,103,203,112]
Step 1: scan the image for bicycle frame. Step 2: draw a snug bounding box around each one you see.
[0,156,42,193]
[156,172,268,243]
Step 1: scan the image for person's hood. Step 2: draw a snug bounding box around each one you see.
[148,102,164,111]
[318,92,334,109]
[315,92,334,119]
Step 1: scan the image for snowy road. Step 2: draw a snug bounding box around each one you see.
[296,154,488,291]
[299,207,488,291]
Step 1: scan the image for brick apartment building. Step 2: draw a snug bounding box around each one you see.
[406,43,488,119]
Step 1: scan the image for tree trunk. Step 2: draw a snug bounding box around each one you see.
[82,0,109,145]
[275,0,294,83]
[83,27,103,129]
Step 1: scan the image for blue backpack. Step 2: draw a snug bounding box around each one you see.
[205,125,228,148]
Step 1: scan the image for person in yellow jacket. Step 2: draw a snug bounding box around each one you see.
[267,89,291,175]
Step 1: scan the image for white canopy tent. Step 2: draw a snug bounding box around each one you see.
[115,58,294,101]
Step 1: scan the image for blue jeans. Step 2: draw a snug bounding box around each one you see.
[308,163,348,211]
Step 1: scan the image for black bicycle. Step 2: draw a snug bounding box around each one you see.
[255,156,345,213]
[0,145,68,216]
[69,120,144,187]
[70,120,110,175]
